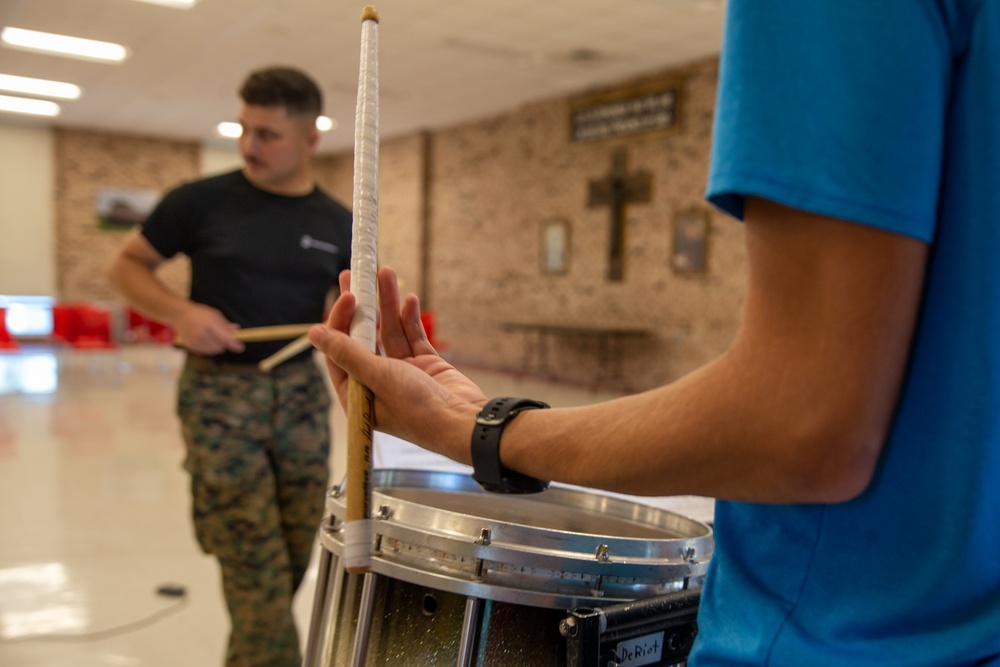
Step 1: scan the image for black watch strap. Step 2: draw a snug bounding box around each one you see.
[471,397,551,494]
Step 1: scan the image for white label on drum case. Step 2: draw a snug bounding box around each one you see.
[615,630,665,667]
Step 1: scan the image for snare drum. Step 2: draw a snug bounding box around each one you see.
[303,469,712,667]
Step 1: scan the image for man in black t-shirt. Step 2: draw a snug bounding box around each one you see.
[108,67,351,667]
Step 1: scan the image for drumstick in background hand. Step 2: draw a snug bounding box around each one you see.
[258,333,313,371]
[174,323,314,348]
[344,4,381,574]
[233,323,314,342]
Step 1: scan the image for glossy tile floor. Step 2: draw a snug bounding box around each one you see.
[0,344,713,666]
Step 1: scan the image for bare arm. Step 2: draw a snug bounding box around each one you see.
[311,197,928,503]
[107,229,244,355]
[502,198,928,501]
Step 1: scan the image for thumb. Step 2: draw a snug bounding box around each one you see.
[309,326,374,380]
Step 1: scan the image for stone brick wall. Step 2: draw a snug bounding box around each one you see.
[54,128,197,304]
[420,56,746,390]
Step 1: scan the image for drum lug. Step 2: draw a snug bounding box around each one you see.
[682,546,697,564]
[596,543,611,562]
[473,528,493,581]
[591,575,605,597]
[375,504,393,521]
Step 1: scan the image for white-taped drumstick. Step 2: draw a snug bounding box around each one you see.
[344,4,380,574]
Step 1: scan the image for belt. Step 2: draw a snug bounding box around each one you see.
[184,354,310,373]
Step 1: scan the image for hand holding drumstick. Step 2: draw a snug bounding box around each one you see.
[310,267,489,460]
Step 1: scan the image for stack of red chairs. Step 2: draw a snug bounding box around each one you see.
[124,308,149,343]
[70,304,117,349]
[0,308,19,351]
[51,303,117,349]
[51,304,77,344]
[147,319,175,344]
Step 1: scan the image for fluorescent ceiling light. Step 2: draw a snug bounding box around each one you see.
[0,94,60,117]
[216,116,337,138]
[1,27,129,63]
[0,73,80,99]
[131,0,199,7]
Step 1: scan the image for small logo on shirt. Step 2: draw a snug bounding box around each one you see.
[300,235,340,255]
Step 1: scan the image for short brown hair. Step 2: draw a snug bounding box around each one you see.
[239,66,322,119]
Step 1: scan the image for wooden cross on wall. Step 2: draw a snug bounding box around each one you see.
[588,149,652,281]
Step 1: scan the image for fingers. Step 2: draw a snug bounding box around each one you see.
[333,266,436,362]
[310,290,357,399]
[402,294,437,355]
[377,267,413,358]
[222,325,245,353]
[309,324,379,393]
[376,266,440,358]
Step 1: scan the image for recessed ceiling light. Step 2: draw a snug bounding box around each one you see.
[0,94,60,117]
[216,116,337,139]
[0,73,80,99]
[216,122,242,139]
[130,0,199,7]
[0,27,129,63]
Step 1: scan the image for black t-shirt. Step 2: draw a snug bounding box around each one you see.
[142,170,352,363]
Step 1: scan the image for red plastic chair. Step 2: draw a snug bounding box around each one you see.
[123,308,174,344]
[0,308,18,350]
[124,307,150,343]
[148,319,175,344]
[51,304,77,344]
[420,311,448,351]
[71,305,116,349]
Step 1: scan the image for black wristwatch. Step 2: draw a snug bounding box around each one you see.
[471,397,551,494]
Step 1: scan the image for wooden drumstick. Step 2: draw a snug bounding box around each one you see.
[344,4,380,574]
[175,323,314,348]
[233,323,314,343]
[257,333,312,371]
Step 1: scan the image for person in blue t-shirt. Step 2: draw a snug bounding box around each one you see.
[308,2,1000,664]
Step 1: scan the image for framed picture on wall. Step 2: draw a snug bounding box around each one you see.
[541,219,570,275]
[671,208,709,273]
[96,187,160,231]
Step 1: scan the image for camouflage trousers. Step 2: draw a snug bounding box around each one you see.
[177,356,331,667]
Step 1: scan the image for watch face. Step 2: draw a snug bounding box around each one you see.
[504,475,550,494]
[475,475,549,495]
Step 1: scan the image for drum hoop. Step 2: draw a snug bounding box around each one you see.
[326,470,712,556]
[333,519,710,576]
[322,532,704,609]
[320,469,713,607]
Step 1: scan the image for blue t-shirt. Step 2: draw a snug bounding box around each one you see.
[696,1,1000,665]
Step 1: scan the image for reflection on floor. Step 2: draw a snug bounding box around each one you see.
[0,344,713,667]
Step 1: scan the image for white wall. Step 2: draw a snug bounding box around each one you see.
[199,147,243,177]
[0,124,56,296]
